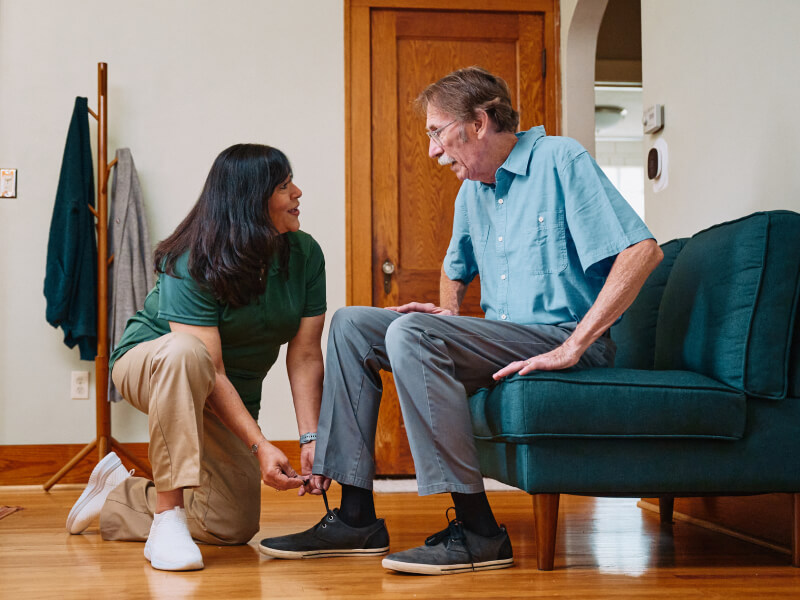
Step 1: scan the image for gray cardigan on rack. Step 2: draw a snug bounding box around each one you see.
[108,148,153,401]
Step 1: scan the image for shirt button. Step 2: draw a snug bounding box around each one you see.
[498,236,503,242]
[501,314,507,320]
[501,274,506,280]
[538,216,544,223]
[498,198,504,205]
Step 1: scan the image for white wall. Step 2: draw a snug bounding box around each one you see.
[641,0,800,242]
[0,0,345,444]
[559,0,608,155]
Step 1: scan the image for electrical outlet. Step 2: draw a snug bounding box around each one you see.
[71,371,90,399]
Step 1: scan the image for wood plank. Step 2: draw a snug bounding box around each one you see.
[352,0,556,11]
[0,442,300,486]
[346,3,374,307]
[642,494,795,549]
[1,490,798,598]
[371,9,401,307]
[394,11,520,39]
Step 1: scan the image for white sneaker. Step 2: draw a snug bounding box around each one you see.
[144,507,204,571]
[66,451,133,534]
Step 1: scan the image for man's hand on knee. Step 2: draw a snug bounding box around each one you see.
[385,302,453,316]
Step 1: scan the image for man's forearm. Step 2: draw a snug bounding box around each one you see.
[439,267,468,314]
[566,239,663,354]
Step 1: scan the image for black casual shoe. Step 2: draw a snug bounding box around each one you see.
[259,490,390,559]
[382,509,513,575]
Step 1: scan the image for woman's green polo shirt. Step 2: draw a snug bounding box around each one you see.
[109,231,326,419]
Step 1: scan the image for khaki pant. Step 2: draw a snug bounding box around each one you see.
[99,332,261,545]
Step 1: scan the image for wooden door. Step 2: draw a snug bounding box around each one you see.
[346,1,560,475]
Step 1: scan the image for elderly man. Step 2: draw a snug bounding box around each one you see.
[260,67,663,575]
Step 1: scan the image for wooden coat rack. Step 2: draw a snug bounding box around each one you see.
[44,63,152,490]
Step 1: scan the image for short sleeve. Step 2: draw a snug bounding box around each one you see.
[157,254,220,326]
[302,237,327,317]
[561,151,654,276]
[443,187,479,284]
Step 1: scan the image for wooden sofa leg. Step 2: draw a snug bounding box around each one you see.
[659,497,674,524]
[532,493,560,571]
[793,494,800,567]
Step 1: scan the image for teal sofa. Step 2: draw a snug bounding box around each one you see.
[469,210,800,570]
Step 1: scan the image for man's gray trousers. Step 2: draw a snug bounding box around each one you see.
[313,306,615,496]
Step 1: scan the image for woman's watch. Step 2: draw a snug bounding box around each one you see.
[299,432,317,445]
[250,436,268,455]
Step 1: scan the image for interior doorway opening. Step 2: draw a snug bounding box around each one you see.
[594,0,644,219]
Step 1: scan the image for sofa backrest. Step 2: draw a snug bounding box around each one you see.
[653,211,800,399]
[611,238,687,370]
[789,310,800,398]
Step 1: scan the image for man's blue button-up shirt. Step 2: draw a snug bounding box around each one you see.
[443,126,654,325]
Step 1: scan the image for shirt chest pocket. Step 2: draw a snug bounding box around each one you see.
[525,209,568,275]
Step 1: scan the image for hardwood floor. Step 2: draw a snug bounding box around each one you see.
[1,484,799,599]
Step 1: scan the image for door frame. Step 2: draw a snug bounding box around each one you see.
[344,0,561,306]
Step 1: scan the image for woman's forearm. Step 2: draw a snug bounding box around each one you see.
[206,371,266,448]
[286,348,324,435]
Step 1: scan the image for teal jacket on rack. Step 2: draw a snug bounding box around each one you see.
[44,96,97,360]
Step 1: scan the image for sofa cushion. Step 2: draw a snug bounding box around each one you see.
[469,369,746,441]
[654,211,800,399]
[612,238,688,370]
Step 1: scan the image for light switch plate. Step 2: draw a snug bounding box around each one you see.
[1,169,17,198]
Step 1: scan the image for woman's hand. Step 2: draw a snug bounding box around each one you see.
[257,441,304,491]
[297,441,332,497]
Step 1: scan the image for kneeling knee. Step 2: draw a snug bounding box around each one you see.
[155,332,216,386]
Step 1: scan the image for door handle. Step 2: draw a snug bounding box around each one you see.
[382,260,395,295]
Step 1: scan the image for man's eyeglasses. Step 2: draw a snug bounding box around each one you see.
[426,120,456,146]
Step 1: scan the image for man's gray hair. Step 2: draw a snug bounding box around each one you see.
[415,66,520,133]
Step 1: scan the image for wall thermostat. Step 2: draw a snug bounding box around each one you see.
[650,138,669,192]
[647,147,662,180]
[643,104,664,134]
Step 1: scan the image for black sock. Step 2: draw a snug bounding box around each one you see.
[338,484,377,528]
[452,492,502,538]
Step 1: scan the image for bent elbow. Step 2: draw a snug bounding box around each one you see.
[651,241,664,268]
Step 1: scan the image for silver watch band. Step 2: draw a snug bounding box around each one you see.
[299,432,317,445]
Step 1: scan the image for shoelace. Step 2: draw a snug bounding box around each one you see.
[424,507,476,571]
[316,488,338,530]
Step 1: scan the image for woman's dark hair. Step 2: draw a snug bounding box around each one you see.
[154,143,292,307]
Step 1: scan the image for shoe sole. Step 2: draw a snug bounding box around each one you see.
[66,454,123,534]
[147,555,204,572]
[381,557,514,575]
[259,545,389,559]
[145,541,204,571]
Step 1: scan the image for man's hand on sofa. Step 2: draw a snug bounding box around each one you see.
[492,340,583,380]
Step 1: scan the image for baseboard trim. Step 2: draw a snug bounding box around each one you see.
[0,441,300,486]
[637,499,791,556]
